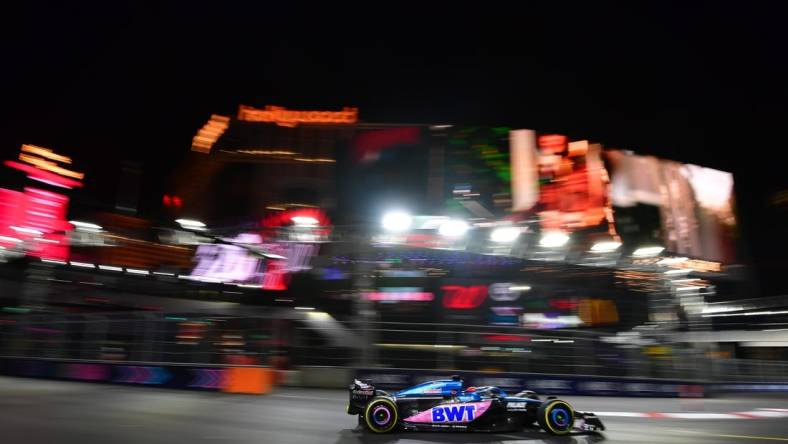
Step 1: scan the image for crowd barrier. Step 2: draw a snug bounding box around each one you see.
[3,358,787,397]
[0,357,274,394]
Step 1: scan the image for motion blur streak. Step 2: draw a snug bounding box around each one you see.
[1,378,787,444]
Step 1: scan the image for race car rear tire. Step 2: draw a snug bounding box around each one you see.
[363,397,398,433]
[537,399,575,435]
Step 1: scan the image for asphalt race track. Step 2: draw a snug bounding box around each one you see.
[1,377,787,443]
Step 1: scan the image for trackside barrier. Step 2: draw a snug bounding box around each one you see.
[353,368,708,398]
[712,383,788,393]
[298,366,352,388]
[0,357,274,394]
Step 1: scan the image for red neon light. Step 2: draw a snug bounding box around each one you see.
[261,260,289,290]
[262,207,331,228]
[5,161,83,188]
[442,285,488,309]
[0,186,70,260]
[163,195,183,208]
[353,127,421,162]
[483,334,530,342]
[537,134,568,154]
[549,299,580,310]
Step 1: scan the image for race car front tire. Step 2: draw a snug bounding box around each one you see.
[363,397,399,433]
[537,399,575,435]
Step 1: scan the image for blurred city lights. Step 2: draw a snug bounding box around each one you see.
[126,268,150,275]
[633,246,665,257]
[69,220,103,232]
[191,114,230,153]
[539,231,570,248]
[237,105,358,127]
[176,219,207,231]
[437,219,470,238]
[590,241,622,253]
[41,259,66,265]
[291,216,319,226]
[657,256,688,266]
[9,226,42,236]
[508,285,532,292]
[381,211,412,232]
[490,226,520,243]
[664,268,692,275]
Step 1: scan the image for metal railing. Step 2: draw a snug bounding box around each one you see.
[2,313,787,383]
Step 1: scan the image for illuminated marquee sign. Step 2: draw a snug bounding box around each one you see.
[237,105,358,127]
[189,233,319,289]
[0,144,82,260]
[442,285,488,309]
[5,144,85,189]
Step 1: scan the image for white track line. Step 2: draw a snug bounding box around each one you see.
[595,409,788,420]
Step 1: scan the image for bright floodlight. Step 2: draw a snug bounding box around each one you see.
[539,231,569,248]
[490,227,520,243]
[633,246,665,257]
[69,221,103,232]
[176,219,206,231]
[291,216,319,226]
[438,219,469,238]
[590,241,622,253]
[382,211,412,232]
[10,226,43,236]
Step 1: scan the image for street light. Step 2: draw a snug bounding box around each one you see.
[69,220,103,232]
[490,226,520,243]
[590,241,622,253]
[175,218,207,231]
[633,246,665,257]
[381,211,412,232]
[291,216,319,226]
[539,231,569,248]
[438,219,469,238]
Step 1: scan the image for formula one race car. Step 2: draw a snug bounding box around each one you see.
[347,376,605,435]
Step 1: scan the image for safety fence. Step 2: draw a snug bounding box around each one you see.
[2,313,788,395]
[0,356,274,394]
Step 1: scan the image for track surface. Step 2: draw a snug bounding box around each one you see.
[1,377,788,443]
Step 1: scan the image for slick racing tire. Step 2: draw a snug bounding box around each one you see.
[363,397,399,433]
[537,399,575,435]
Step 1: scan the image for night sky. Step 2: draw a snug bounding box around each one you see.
[2,2,787,294]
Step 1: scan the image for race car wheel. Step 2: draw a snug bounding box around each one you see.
[537,399,575,435]
[363,397,398,433]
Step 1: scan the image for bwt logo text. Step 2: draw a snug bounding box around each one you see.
[432,405,476,422]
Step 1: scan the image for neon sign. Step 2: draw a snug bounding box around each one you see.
[0,145,81,261]
[189,233,319,289]
[363,291,434,302]
[237,105,358,127]
[18,145,84,180]
[442,285,488,309]
[192,114,230,153]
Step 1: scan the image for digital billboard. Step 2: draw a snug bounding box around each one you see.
[508,130,737,263]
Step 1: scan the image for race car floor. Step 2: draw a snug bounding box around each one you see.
[1,377,787,443]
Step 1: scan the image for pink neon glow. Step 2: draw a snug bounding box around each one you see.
[191,234,263,282]
[404,401,492,423]
[0,186,71,260]
[5,161,83,188]
[362,292,434,302]
[189,233,319,290]
[64,363,110,381]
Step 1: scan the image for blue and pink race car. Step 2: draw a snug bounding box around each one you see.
[348,376,605,435]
